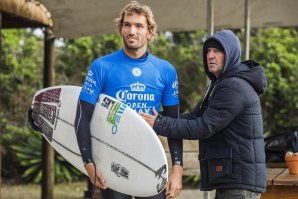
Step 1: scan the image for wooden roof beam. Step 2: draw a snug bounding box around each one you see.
[0,0,53,28]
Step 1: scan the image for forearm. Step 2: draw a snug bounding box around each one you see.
[75,99,95,165]
[167,138,183,166]
[163,105,183,166]
[179,101,202,120]
[154,115,211,140]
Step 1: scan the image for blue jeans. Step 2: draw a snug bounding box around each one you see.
[101,188,166,199]
[214,189,260,199]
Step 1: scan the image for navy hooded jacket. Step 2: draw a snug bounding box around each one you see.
[153,30,267,192]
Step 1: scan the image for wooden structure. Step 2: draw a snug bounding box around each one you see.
[0,0,52,28]
[262,165,298,199]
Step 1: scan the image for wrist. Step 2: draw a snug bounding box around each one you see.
[173,161,183,166]
[172,164,183,173]
[83,159,93,167]
[173,163,183,167]
[155,114,163,124]
[153,114,163,131]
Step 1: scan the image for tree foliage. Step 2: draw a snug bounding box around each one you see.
[11,132,82,183]
[249,28,298,135]
[0,29,43,180]
[55,34,123,85]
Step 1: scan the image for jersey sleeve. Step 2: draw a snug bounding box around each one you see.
[162,64,179,106]
[79,59,105,105]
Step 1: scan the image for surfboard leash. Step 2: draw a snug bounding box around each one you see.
[27,108,42,132]
[91,162,97,197]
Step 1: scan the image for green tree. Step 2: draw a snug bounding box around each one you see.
[1,29,43,179]
[249,28,298,136]
[0,29,83,182]
[11,132,82,183]
[55,34,122,85]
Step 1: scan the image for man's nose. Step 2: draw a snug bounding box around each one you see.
[207,51,214,59]
[128,26,137,34]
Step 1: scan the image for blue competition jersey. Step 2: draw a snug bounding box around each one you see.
[79,49,179,114]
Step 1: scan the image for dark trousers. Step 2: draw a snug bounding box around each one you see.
[101,188,166,199]
[214,189,260,199]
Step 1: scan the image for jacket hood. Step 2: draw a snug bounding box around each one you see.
[224,60,267,95]
[203,30,267,95]
[203,30,241,80]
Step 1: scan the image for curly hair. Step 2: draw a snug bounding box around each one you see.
[114,1,158,42]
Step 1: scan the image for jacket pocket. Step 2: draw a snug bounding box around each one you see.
[205,147,233,185]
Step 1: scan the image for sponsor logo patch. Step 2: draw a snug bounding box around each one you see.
[111,162,129,179]
[102,97,127,134]
[132,67,142,77]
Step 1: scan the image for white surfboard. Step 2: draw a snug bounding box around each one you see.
[30,85,168,197]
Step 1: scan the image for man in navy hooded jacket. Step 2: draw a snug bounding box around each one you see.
[140,30,267,199]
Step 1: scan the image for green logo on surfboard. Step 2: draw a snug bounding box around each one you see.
[104,97,127,134]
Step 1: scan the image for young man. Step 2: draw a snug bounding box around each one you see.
[75,1,183,199]
[140,30,267,199]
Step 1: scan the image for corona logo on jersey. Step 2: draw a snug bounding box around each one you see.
[130,82,146,92]
[116,82,155,113]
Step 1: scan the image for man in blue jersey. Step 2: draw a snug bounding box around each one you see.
[75,1,183,199]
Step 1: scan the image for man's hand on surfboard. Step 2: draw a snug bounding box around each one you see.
[166,165,183,198]
[85,163,107,190]
[139,107,158,128]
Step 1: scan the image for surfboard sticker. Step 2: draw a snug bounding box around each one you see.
[31,85,168,197]
[32,88,62,141]
[102,97,127,134]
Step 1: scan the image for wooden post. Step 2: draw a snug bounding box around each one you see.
[207,0,214,36]
[42,27,55,199]
[205,0,214,86]
[204,2,213,198]
[0,11,2,199]
[244,0,251,60]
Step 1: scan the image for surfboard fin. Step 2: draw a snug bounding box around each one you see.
[27,108,42,132]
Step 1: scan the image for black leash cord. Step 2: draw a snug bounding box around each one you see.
[92,162,97,196]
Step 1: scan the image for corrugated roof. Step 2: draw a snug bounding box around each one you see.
[39,0,298,39]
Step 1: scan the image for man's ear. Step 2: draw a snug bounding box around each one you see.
[147,30,153,41]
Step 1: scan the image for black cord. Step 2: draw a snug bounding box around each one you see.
[92,162,97,196]
[27,108,42,132]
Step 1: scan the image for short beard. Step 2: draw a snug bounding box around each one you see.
[123,41,144,51]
